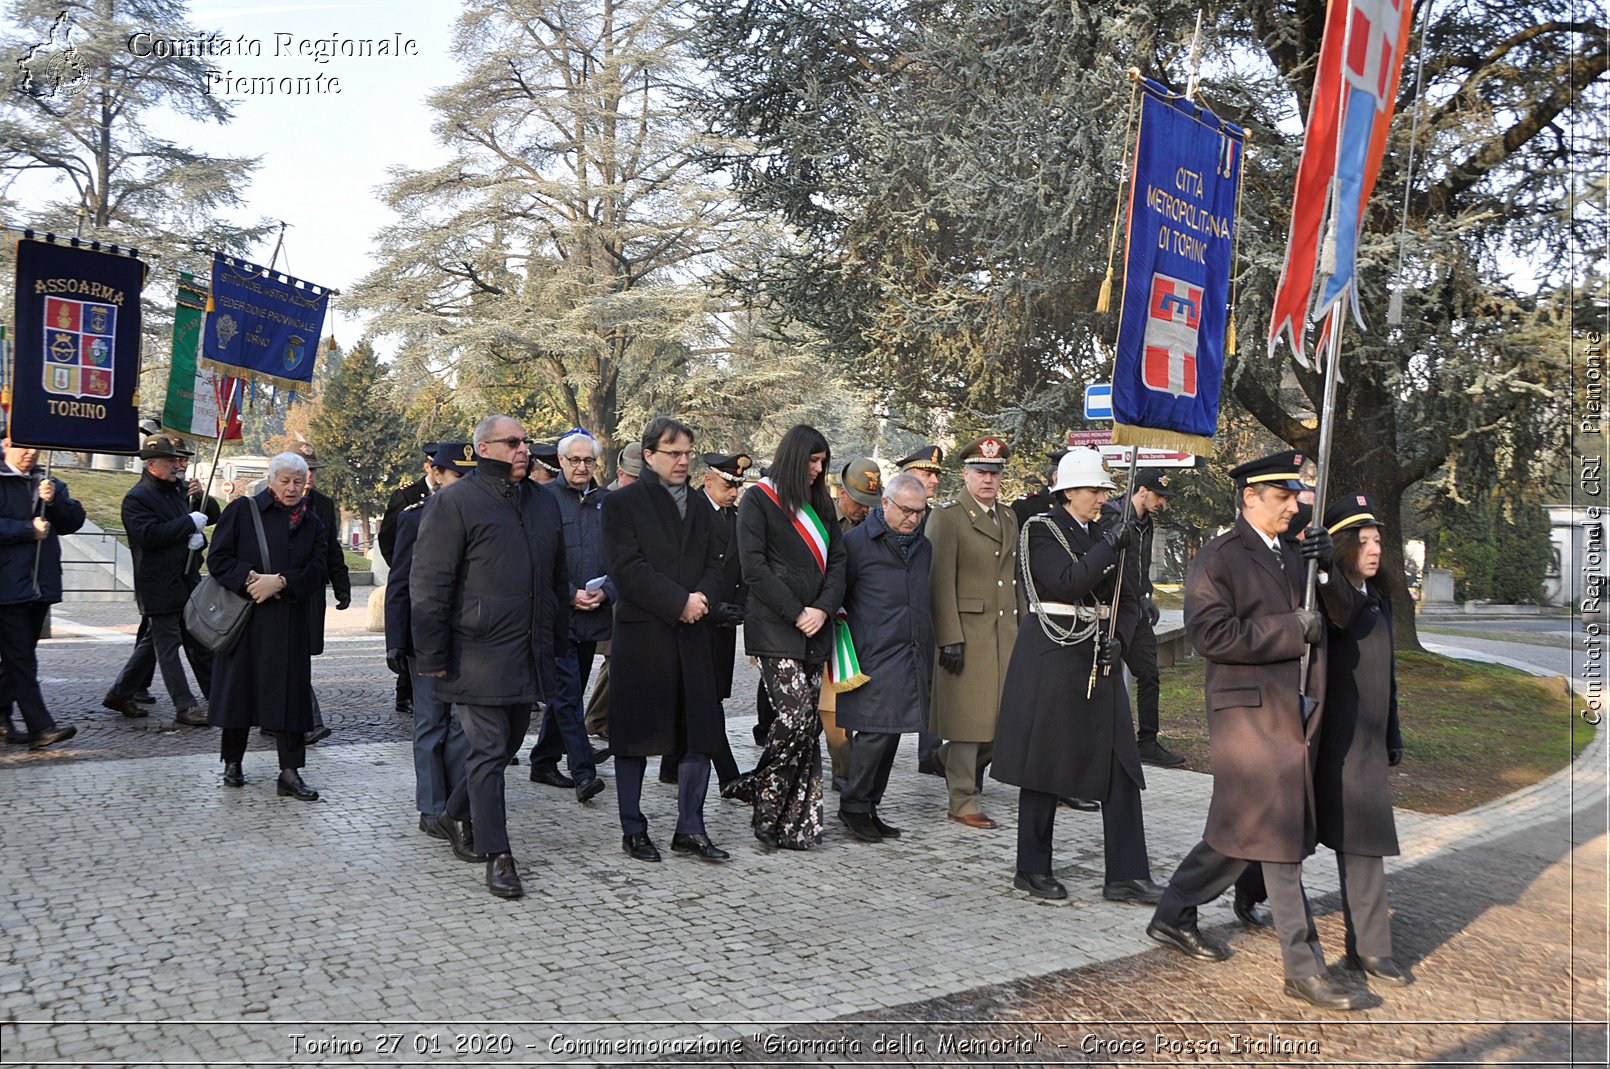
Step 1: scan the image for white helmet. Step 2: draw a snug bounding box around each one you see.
[1048,449,1118,494]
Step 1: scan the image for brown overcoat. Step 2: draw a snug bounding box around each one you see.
[926,489,1025,742]
[1186,516,1335,863]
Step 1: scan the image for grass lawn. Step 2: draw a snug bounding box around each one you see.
[1156,650,1593,815]
[52,467,371,571]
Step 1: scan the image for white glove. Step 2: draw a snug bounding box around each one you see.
[187,533,205,550]
[189,511,208,532]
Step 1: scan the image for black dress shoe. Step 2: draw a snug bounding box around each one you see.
[1233,890,1275,928]
[275,771,320,801]
[1283,972,1366,1010]
[622,832,661,862]
[419,813,447,839]
[751,724,767,745]
[395,698,412,714]
[838,810,883,843]
[753,826,780,850]
[917,754,944,777]
[529,766,575,788]
[1013,871,1068,900]
[102,693,150,718]
[656,766,679,785]
[436,814,488,861]
[1059,796,1101,811]
[27,725,77,750]
[870,811,902,838]
[670,832,731,862]
[1147,919,1230,961]
[1103,877,1166,904]
[5,723,29,744]
[486,853,524,898]
[1137,739,1187,767]
[591,746,611,763]
[304,725,332,745]
[222,761,245,788]
[575,776,607,803]
[1347,953,1411,986]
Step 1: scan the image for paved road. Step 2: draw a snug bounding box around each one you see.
[1,601,1604,1066]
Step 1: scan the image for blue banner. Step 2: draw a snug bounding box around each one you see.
[200,253,330,391]
[1111,80,1244,455]
[9,237,144,452]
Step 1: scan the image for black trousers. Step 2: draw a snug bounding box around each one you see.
[1153,841,1325,979]
[840,730,900,813]
[1016,752,1150,882]
[618,753,711,837]
[0,602,55,735]
[110,611,210,709]
[221,727,305,770]
[661,712,739,787]
[1123,617,1160,741]
[446,702,530,857]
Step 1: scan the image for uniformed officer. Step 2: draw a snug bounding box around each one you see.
[895,445,944,501]
[1102,467,1186,768]
[530,442,562,485]
[1147,449,1361,1011]
[835,458,883,532]
[378,443,441,715]
[927,435,1024,828]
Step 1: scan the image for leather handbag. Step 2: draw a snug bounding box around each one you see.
[184,502,272,656]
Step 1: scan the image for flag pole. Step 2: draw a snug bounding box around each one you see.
[1089,447,1143,698]
[1297,297,1346,701]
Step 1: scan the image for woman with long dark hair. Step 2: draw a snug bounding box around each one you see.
[724,424,847,849]
[1315,491,1410,987]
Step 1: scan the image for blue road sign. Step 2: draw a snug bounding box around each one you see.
[1084,382,1113,421]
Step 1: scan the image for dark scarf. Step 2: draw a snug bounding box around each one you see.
[276,496,309,532]
[872,506,920,563]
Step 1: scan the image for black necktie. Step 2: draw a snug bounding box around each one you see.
[1272,545,1285,571]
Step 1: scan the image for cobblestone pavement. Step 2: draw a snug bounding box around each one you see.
[1,600,1605,1066]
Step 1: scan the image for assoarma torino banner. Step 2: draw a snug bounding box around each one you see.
[10,237,145,452]
[200,253,330,391]
[161,279,242,441]
[1111,80,1244,456]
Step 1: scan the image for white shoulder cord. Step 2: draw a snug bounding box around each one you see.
[1019,513,1102,647]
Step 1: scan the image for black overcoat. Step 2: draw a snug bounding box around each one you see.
[122,472,220,615]
[737,484,847,663]
[382,498,428,653]
[603,471,725,757]
[993,509,1143,798]
[703,490,744,700]
[378,476,429,564]
[410,468,568,706]
[1186,516,1339,863]
[305,487,351,656]
[835,507,934,734]
[0,464,85,605]
[206,492,327,732]
[1316,577,1402,856]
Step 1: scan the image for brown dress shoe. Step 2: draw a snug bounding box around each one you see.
[175,705,209,727]
[948,812,998,830]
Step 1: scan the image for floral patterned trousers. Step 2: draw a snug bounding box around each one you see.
[726,658,825,848]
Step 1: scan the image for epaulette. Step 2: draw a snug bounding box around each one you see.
[935,499,958,509]
[403,499,427,513]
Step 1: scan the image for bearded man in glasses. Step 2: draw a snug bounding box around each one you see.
[411,414,570,900]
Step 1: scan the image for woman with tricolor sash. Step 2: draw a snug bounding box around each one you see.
[723,424,848,849]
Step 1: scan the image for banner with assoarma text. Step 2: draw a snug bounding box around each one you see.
[10,237,144,452]
[161,280,241,441]
[1111,80,1244,456]
[200,253,330,391]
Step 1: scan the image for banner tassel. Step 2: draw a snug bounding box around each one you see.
[1387,288,1404,326]
[1226,315,1238,356]
[1096,268,1114,314]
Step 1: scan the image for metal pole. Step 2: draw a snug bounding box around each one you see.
[185,377,240,574]
[1297,299,1347,696]
[1089,447,1143,697]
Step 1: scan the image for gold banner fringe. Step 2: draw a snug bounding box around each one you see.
[832,671,871,694]
[1111,422,1216,457]
[199,358,311,396]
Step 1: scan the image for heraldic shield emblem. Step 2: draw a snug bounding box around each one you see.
[1142,272,1203,399]
[283,334,307,373]
[42,296,116,399]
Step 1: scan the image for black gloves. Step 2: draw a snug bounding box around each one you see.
[709,602,746,628]
[335,596,352,611]
[1143,595,1161,627]
[1388,748,1403,767]
[385,648,408,675]
[1294,608,1324,643]
[1096,635,1121,669]
[938,643,965,675]
[1102,520,1137,552]
[1298,527,1333,569]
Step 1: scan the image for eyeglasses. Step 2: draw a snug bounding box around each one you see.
[562,455,597,467]
[885,499,930,520]
[648,448,694,460]
[484,436,530,450]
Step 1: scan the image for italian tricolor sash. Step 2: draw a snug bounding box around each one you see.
[755,478,868,692]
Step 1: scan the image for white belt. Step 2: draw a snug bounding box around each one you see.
[1036,601,1108,619]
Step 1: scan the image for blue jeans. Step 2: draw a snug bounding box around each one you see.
[409,659,469,818]
[528,640,598,783]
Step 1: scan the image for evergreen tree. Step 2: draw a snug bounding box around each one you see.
[305,342,413,540]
